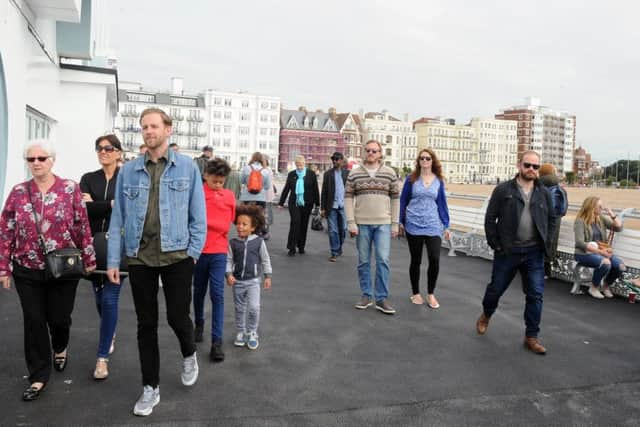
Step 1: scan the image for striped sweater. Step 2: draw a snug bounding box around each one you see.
[344,164,400,232]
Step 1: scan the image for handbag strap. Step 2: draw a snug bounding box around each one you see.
[26,181,48,256]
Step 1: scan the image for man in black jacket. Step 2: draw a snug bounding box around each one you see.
[476,150,556,355]
[320,152,350,262]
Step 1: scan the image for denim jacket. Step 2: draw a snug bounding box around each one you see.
[107,149,206,268]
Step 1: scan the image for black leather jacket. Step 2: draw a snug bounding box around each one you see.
[484,176,556,256]
[79,167,120,235]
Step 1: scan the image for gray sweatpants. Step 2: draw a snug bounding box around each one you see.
[233,279,261,335]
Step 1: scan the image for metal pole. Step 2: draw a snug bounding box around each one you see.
[627,152,630,188]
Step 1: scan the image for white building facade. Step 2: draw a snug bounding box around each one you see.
[362,112,417,169]
[0,0,118,202]
[115,78,207,158]
[469,118,518,183]
[204,90,281,169]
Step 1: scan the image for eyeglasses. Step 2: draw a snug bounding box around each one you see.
[419,156,432,161]
[96,145,117,153]
[366,149,380,154]
[522,162,540,170]
[25,156,50,163]
[331,157,342,161]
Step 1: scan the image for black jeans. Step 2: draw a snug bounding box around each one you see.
[12,263,79,384]
[286,203,313,252]
[128,257,196,388]
[405,233,442,295]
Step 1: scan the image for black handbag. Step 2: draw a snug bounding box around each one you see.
[311,207,324,231]
[27,183,85,280]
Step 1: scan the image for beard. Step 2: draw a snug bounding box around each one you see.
[519,171,537,181]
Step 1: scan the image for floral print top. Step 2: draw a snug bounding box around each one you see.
[0,176,96,276]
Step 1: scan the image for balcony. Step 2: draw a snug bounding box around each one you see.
[170,113,185,121]
[187,116,204,122]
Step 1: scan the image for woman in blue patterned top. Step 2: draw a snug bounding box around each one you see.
[399,149,450,308]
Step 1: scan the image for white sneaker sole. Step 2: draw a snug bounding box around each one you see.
[247,342,259,350]
[375,305,396,315]
[133,395,159,416]
[182,368,198,386]
[234,341,246,347]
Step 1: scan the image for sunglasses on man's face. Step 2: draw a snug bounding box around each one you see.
[96,145,117,153]
[25,156,49,163]
[522,162,540,170]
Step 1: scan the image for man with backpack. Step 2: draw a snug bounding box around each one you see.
[539,163,568,277]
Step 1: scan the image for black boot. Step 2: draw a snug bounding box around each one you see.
[194,324,203,343]
[210,342,225,362]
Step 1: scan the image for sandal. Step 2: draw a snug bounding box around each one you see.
[22,382,46,401]
[410,294,424,305]
[426,295,440,309]
[93,358,109,381]
[53,349,68,372]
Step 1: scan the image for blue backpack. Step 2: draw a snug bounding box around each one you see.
[549,185,568,217]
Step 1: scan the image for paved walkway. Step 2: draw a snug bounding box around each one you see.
[1,209,639,426]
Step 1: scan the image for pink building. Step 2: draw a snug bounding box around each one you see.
[279,107,345,172]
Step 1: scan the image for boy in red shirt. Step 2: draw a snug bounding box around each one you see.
[193,158,236,362]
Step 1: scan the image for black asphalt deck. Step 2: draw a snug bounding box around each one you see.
[1,209,639,426]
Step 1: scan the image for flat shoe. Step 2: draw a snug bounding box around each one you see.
[426,296,440,309]
[54,350,68,372]
[410,294,424,305]
[93,358,109,381]
[22,383,46,401]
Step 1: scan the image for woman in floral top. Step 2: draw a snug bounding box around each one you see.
[0,139,96,402]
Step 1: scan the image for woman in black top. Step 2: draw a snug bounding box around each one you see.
[278,155,320,256]
[79,134,122,380]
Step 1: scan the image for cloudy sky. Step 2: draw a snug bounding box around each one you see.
[108,0,640,165]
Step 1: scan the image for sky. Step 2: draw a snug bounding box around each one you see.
[107,0,640,165]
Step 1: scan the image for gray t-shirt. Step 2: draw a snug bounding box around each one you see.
[514,185,539,247]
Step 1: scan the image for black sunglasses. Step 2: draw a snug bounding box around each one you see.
[366,149,380,153]
[96,145,117,153]
[419,156,432,161]
[522,162,540,170]
[25,156,50,163]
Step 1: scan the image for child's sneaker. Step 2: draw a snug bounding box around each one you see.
[247,332,259,350]
[234,332,246,347]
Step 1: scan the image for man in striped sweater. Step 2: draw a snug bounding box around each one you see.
[345,140,400,314]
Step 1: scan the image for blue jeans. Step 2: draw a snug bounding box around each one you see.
[574,253,625,286]
[482,246,545,338]
[92,277,122,358]
[193,253,226,343]
[327,207,346,256]
[356,224,391,302]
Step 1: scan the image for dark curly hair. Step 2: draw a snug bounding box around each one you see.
[205,158,231,177]
[235,204,266,232]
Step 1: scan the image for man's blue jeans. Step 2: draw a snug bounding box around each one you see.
[356,224,391,302]
[327,207,346,256]
[193,253,226,343]
[482,246,545,338]
[575,253,625,286]
[92,278,122,358]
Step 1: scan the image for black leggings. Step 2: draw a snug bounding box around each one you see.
[406,232,442,295]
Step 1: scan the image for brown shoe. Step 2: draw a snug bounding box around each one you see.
[524,337,547,355]
[476,313,490,335]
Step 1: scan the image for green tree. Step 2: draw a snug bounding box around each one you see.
[565,171,576,184]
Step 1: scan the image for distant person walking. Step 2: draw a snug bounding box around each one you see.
[192,158,236,362]
[538,163,568,277]
[320,152,349,262]
[574,196,624,299]
[476,150,556,355]
[345,140,400,315]
[107,108,206,416]
[194,146,214,180]
[399,149,450,308]
[0,139,96,401]
[226,205,272,351]
[79,134,123,381]
[224,163,242,200]
[278,155,320,256]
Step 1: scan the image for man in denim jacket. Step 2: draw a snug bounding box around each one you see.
[107,108,206,417]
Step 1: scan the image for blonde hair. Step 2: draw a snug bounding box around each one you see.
[576,196,603,227]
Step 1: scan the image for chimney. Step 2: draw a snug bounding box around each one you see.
[170,77,184,95]
[298,106,307,113]
[328,107,336,118]
[315,109,324,113]
[358,108,364,119]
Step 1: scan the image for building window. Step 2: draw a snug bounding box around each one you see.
[260,114,268,122]
[259,128,268,136]
[239,127,250,135]
[259,141,267,150]
[270,115,278,123]
[260,101,268,109]
[127,92,155,103]
[270,102,278,110]
[224,111,232,120]
[223,138,231,147]
[213,110,221,119]
[212,125,220,134]
[269,128,277,136]
[239,112,250,121]
[214,97,222,105]
[224,98,232,107]
[242,100,249,108]
[224,125,232,134]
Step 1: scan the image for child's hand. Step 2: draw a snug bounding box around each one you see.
[227,276,236,286]
[263,277,272,290]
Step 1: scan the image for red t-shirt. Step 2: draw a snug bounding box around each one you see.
[202,185,236,254]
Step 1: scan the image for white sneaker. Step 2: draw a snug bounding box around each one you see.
[588,286,605,299]
[181,352,199,386]
[133,385,160,416]
[234,332,246,347]
[247,331,259,350]
[602,286,614,298]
